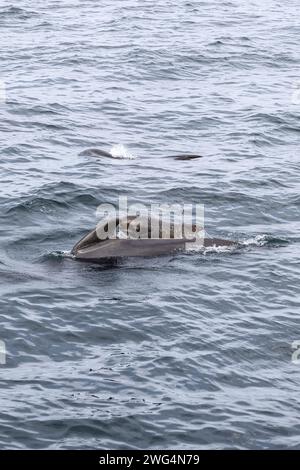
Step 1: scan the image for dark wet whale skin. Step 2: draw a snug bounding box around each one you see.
[80,148,203,160]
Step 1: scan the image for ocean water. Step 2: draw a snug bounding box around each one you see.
[0,0,300,449]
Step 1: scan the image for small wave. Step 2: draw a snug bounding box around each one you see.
[40,251,74,263]
[203,244,237,254]
[186,242,237,255]
[186,234,289,254]
[241,234,289,247]
[5,197,69,215]
[242,234,270,247]
[0,6,38,19]
[110,144,136,160]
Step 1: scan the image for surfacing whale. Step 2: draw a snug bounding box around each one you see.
[167,155,203,161]
[79,148,115,158]
[71,216,237,262]
[79,148,203,161]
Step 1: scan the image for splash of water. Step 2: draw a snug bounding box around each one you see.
[186,242,236,254]
[110,144,136,160]
[242,234,269,246]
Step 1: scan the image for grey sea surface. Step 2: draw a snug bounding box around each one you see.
[0,0,299,449]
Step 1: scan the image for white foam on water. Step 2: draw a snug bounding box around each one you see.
[203,244,236,254]
[242,234,269,246]
[60,250,75,259]
[186,242,236,254]
[110,144,136,160]
[187,234,270,254]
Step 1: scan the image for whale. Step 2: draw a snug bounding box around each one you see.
[79,148,115,158]
[71,216,237,262]
[167,154,203,161]
[79,148,203,161]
